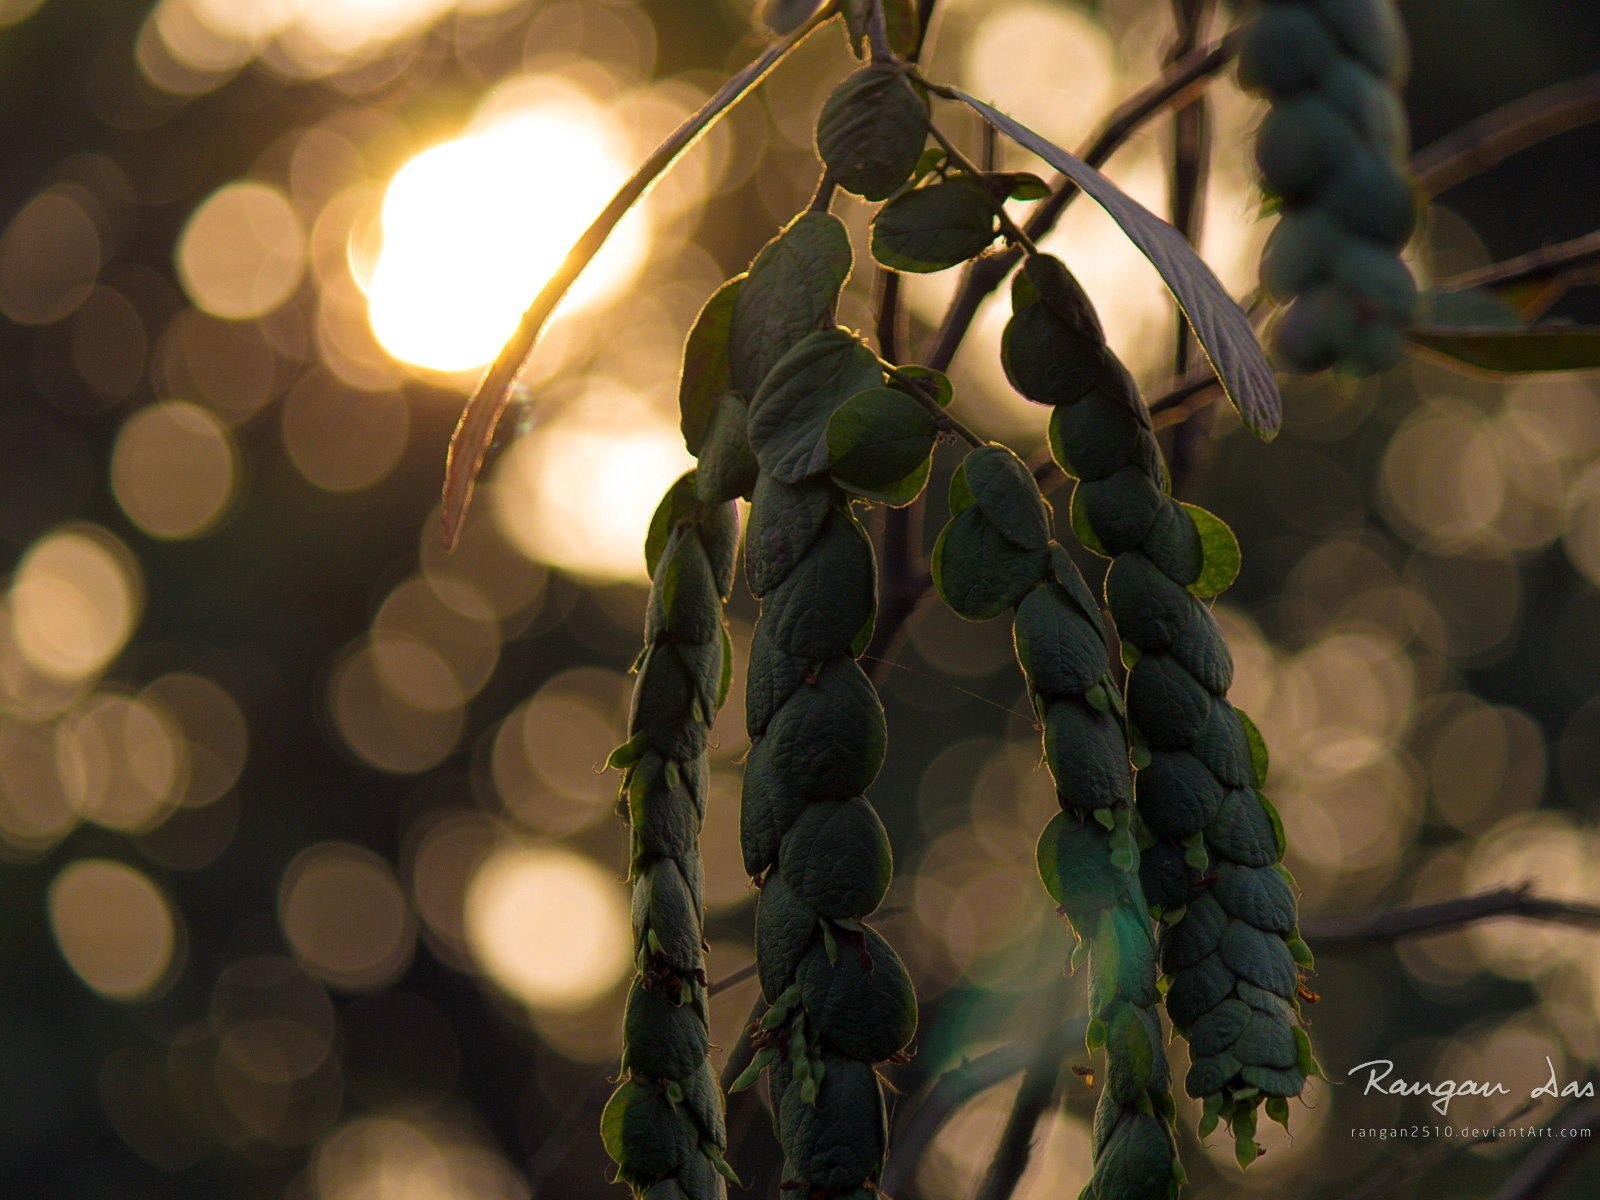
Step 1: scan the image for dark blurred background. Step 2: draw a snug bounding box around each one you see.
[1,1,1598,1197]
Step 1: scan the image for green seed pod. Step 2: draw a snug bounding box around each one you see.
[1004,253,1311,1153]
[1244,0,1418,374]
[1238,3,1337,95]
[933,443,1180,1199]
[736,248,915,1192]
[608,371,746,1197]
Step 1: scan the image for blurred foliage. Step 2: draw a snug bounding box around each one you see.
[1,0,1599,1198]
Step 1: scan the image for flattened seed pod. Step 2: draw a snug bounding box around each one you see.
[605,472,739,1199]
[932,443,1180,1200]
[732,212,916,1198]
[1241,0,1418,375]
[1004,253,1315,1165]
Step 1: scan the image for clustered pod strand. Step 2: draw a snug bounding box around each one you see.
[730,213,918,1197]
[1241,0,1418,374]
[932,443,1181,1200]
[1003,253,1315,1163]
[602,467,741,1199]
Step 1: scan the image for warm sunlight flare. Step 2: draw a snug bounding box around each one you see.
[364,88,644,373]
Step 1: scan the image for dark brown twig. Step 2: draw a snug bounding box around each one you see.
[971,1023,1073,1200]
[879,1021,1088,1197]
[1436,228,1600,296]
[1413,69,1600,196]
[1303,884,1600,946]
[1163,0,1218,498]
[1490,1098,1600,1200]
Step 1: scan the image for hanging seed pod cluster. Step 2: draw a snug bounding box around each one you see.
[418,0,1444,1194]
[1242,0,1419,374]
[932,444,1182,1200]
[1002,253,1316,1163]
[601,464,741,1196]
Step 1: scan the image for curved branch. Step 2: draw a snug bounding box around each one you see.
[879,1024,1086,1197]
[1304,885,1600,947]
[1491,1099,1600,1200]
[1437,228,1600,295]
[439,11,833,546]
[1413,69,1600,196]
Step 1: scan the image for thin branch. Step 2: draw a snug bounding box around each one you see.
[439,10,833,546]
[925,121,1039,254]
[1491,1098,1600,1200]
[1303,885,1600,946]
[1413,69,1600,196]
[1437,228,1600,295]
[1340,1094,1543,1200]
[922,32,1238,373]
[972,1026,1072,1200]
[879,1021,1087,1197]
[1164,0,1218,498]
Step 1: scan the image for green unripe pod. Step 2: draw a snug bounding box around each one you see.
[1331,236,1417,320]
[603,1081,698,1183]
[1137,751,1225,839]
[1049,391,1151,481]
[1238,3,1338,96]
[1255,96,1357,200]
[1260,211,1342,300]
[625,980,711,1080]
[1270,286,1358,374]
[1340,317,1406,375]
[778,798,893,917]
[1312,0,1409,81]
[1322,152,1416,246]
[796,926,917,1061]
[782,1057,886,1190]
[1319,54,1409,156]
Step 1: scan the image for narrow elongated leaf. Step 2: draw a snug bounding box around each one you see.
[1407,325,1600,375]
[949,89,1282,440]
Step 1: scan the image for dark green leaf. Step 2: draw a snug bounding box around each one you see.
[1236,709,1269,788]
[961,443,1050,550]
[1183,503,1240,598]
[817,65,929,202]
[932,504,1048,621]
[679,276,744,453]
[749,329,884,483]
[950,90,1282,440]
[730,212,854,398]
[986,171,1051,201]
[1407,325,1600,375]
[870,178,998,273]
[826,387,937,490]
[645,472,699,578]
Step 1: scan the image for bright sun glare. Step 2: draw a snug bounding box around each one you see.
[364,92,643,373]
